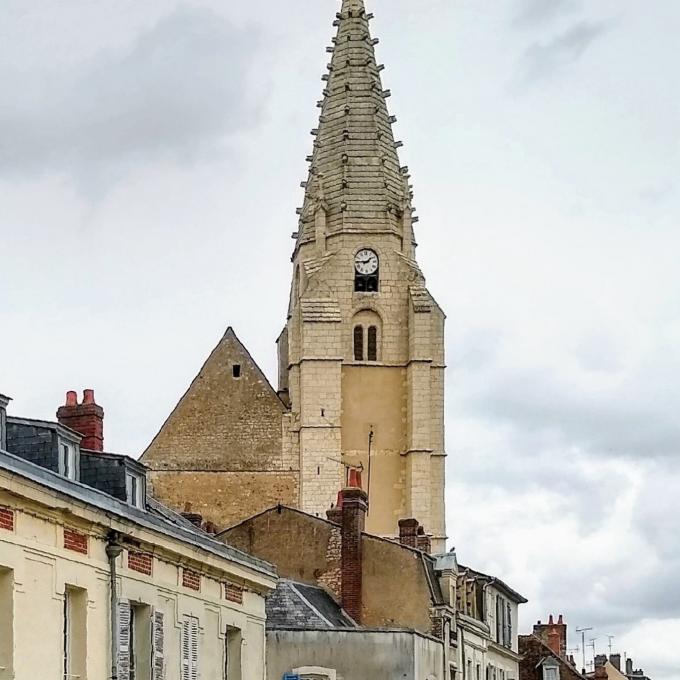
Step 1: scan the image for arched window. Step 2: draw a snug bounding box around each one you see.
[367,326,378,361]
[353,325,364,361]
[351,311,382,362]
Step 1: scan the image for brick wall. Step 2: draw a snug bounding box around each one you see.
[182,569,201,592]
[128,551,153,576]
[0,506,14,531]
[224,582,243,604]
[519,635,586,680]
[63,527,88,555]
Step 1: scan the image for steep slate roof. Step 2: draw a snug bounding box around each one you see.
[296,0,411,247]
[266,579,356,630]
[460,564,528,604]
[0,447,277,579]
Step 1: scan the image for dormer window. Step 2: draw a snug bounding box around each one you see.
[125,471,144,509]
[59,441,77,480]
[542,659,560,680]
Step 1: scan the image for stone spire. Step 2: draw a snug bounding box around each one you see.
[295,0,412,251]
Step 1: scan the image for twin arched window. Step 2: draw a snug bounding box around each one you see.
[354,324,378,361]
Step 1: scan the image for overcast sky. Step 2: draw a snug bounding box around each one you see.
[1,1,679,677]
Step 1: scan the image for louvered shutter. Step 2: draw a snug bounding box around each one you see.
[189,617,199,680]
[151,610,165,680]
[181,617,199,680]
[118,600,131,680]
[181,620,190,680]
[506,603,512,647]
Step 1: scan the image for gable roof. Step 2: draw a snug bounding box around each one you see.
[141,327,287,468]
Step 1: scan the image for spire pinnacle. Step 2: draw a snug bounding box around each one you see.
[295,0,409,250]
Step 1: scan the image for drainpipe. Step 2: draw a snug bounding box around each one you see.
[106,533,123,680]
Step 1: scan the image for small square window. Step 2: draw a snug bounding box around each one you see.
[232,364,241,379]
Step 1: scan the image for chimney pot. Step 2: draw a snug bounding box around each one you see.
[549,614,554,624]
[57,388,104,452]
[558,614,564,624]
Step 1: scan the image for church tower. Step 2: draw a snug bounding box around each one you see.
[277,0,447,552]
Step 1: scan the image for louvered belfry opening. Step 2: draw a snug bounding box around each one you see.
[367,325,378,361]
[353,325,364,360]
[294,0,411,249]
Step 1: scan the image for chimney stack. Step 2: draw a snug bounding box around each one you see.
[610,654,622,672]
[626,658,633,675]
[533,614,568,658]
[340,477,368,624]
[181,502,203,528]
[398,518,420,549]
[57,389,104,452]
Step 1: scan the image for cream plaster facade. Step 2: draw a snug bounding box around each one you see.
[0,452,276,680]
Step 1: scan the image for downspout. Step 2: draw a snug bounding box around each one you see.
[460,626,466,680]
[106,532,123,680]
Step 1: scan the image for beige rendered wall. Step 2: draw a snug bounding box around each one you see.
[0,471,274,680]
[341,365,406,537]
[220,507,434,633]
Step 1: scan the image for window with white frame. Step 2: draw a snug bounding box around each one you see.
[224,627,242,680]
[59,441,77,480]
[543,659,560,680]
[63,587,87,680]
[125,472,144,509]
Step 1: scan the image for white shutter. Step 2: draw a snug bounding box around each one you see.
[151,610,165,680]
[189,617,199,680]
[181,617,199,680]
[181,620,191,680]
[118,600,131,680]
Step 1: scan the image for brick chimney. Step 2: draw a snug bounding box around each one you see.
[626,658,633,675]
[57,389,104,452]
[610,654,621,672]
[181,502,203,528]
[398,518,420,549]
[533,614,567,658]
[416,525,432,554]
[340,478,368,624]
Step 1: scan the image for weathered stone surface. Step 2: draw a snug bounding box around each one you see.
[148,471,298,531]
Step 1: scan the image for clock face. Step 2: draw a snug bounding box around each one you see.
[355,249,379,275]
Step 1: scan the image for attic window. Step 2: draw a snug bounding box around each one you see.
[59,441,77,481]
[125,471,144,509]
[232,364,241,379]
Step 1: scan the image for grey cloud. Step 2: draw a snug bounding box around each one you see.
[514,0,581,27]
[520,21,611,83]
[0,6,261,184]
[452,334,680,461]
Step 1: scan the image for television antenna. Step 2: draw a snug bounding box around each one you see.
[576,627,593,672]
